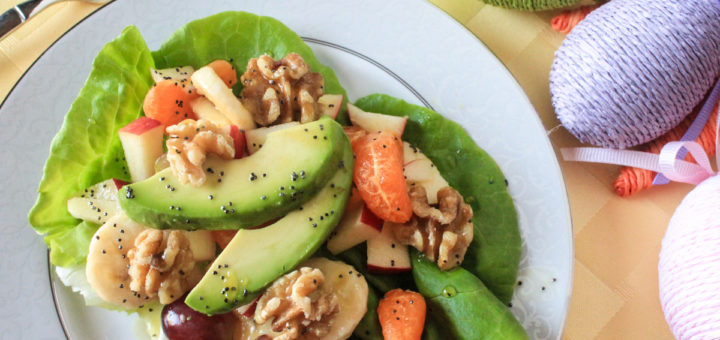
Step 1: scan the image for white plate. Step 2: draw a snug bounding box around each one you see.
[0,0,573,339]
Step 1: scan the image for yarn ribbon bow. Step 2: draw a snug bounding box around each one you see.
[562,78,720,185]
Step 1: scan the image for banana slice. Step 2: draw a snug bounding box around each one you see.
[308,257,369,340]
[86,214,216,308]
[86,213,149,308]
[234,257,368,339]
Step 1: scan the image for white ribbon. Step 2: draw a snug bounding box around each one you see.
[562,141,715,185]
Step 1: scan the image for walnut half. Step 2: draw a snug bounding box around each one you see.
[386,185,474,270]
[165,119,235,186]
[127,230,200,304]
[240,53,325,126]
[253,267,339,339]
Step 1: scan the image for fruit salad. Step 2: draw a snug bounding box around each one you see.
[29,11,526,340]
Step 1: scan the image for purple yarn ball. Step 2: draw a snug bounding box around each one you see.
[550,0,720,149]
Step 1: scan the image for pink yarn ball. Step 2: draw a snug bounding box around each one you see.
[659,175,720,339]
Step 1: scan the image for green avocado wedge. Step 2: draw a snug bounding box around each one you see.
[185,137,353,314]
[354,94,521,304]
[412,251,528,340]
[118,118,345,230]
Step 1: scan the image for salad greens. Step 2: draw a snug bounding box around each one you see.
[151,11,348,124]
[354,94,522,304]
[28,26,155,266]
[352,287,384,340]
[412,251,528,340]
[422,317,450,340]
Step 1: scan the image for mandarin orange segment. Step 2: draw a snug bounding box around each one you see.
[377,289,426,340]
[142,79,198,126]
[351,131,412,223]
[343,125,368,144]
[207,60,238,88]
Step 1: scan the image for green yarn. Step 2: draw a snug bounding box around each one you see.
[482,0,582,11]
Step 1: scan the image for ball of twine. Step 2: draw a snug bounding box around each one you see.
[482,0,580,11]
[550,0,720,149]
[659,175,720,339]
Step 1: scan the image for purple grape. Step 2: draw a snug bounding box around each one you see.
[161,297,233,340]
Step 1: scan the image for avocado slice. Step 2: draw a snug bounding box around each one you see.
[119,117,346,230]
[185,138,353,314]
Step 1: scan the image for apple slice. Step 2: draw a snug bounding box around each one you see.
[111,179,129,191]
[404,159,449,205]
[367,223,411,274]
[327,199,382,255]
[228,125,247,159]
[67,196,122,224]
[118,117,165,182]
[151,66,196,96]
[234,296,260,318]
[347,103,408,137]
[418,173,449,205]
[154,152,170,173]
[318,94,343,120]
[245,121,300,154]
[73,178,128,201]
[404,159,435,182]
[191,66,255,131]
[190,97,232,127]
[67,178,128,224]
[184,230,216,261]
[151,66,195,83]
[403,142,429,165]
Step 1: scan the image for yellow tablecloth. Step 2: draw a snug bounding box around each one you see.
[0,0,684,338]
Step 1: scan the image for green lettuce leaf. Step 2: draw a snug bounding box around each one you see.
[412,251,527,339]
[151,11,349,124]
[28,26,155,266]
[45,221,99,266]
[354,94,521,304]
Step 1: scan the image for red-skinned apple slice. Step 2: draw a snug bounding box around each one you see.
[418,174,449,205]
[118,117,165,182]
[228,125,247,159]
[404,159,449,205]
[184,231,216,261]
[191,97,232,127]
[367,223,411,274]
[234,296,260,318]
[347,103,407,137]
[403,159,435,182]
[151,66,195,83]
[67,196,121,224]
[154,152,170,173]
[327,198,382,255]
[112,179,129,190]
[318,94,344,120]
[245,122,300,154]
[71,178,127,201]
[191,66,255,131]
[66,178,129,224]
[403,141,429,165]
